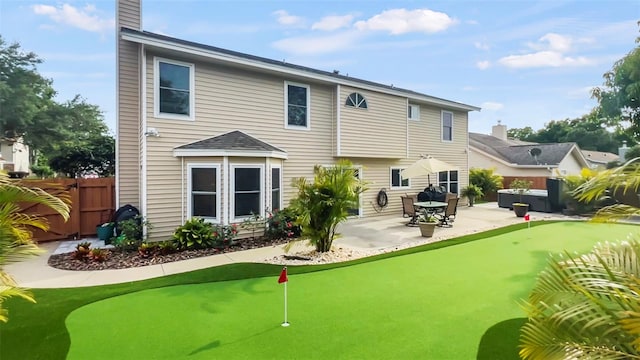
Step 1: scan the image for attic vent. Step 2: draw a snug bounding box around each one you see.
[529,147,542,164]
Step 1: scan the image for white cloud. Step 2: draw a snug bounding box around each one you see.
[476,60,491,70]
[481,102,504,111]
[499,51,592,68]
[272,10,305,27]
[474,41,490,51]
[32,3,114,32]
[312,15,354,31]
[527,33,573,52]
[498,32,595,69]
[354,8,457,35]
[272,31,362,55]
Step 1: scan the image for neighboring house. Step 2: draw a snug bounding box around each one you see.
[0,138,29,175]
[581,150,619,169]
[116,0,480,240]
[469,122,589,177]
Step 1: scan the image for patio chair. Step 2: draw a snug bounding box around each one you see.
[435,197,459,227]
[401,195,420,226]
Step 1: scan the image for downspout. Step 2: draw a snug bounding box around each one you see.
[140,44,147,222]
[181,157,185,224]
[336,84,341,157]
[223,156,229,225]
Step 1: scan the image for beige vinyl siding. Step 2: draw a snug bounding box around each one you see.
[339,86,406,158]
[116,0,141,208]
[405,105,469,203]
[144,55,336,240]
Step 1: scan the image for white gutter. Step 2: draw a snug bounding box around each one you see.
[336,84,341,156]
[140,44,147,220]
[121,31,481,113]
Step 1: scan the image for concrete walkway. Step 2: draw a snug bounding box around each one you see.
[5,203,572,289]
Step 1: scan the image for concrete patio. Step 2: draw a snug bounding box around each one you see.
[5,203,574,289]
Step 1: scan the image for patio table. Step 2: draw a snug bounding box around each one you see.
[407,201,447,226]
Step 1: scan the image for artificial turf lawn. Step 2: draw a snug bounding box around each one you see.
[1,221,639,359]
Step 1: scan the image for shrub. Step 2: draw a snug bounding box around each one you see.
[116,216,152,251]
[469,168,503,198]
[157,240,177,255]
[172,217,215,250]
[72,242,92,260]
[88,248,109,262]
[137,242,158,258]
[265,207,301,240]
[211,224,238,248]
[240,213,264,240]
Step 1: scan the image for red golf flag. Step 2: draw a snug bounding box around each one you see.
[524,214,530,222]
[278,267,288,284]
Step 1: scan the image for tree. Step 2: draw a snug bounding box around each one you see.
[48,133,115,177]
[506,126,535,141]
[0,173,70,322]
[520,240,640,359]
[469,167,503,199]
[592,23,640,138]
[288,160,367,252]
[625,145,640,162]
[0,37,56,142]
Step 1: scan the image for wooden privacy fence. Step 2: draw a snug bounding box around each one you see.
[484,176,550,201]
[19,178,115,242]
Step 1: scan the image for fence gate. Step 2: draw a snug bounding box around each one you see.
[20,178,115,242]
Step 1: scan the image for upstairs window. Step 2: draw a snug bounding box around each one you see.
[285,82,310,129]
[408,104,420,121]
[442,111,453,141]
[155,58,194,120]
[345,93,368,109]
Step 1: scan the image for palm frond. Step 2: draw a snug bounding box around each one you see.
[0,285,35,323]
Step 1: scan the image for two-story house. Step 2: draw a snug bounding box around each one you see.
[116,0,480,240]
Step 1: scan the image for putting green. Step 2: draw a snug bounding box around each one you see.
[64,222,639,359]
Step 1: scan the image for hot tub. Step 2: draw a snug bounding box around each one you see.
[497,189,552,213]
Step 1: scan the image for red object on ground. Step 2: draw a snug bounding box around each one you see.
[524,214,530,221]
[278,267,288,283]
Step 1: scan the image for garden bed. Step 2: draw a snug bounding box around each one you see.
[48,237,290,271]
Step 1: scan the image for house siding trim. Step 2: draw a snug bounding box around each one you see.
[336,84,341,156]
[121,30,480,113]
[141,45,148,221]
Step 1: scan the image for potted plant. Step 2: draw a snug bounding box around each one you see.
[461,184,483,207]
[509,179,533,217]
[417,209,438,237]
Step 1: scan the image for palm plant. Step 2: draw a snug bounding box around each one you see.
[520,239,640,359]
[573,158,640,221]
[288,160,367,252]
[0,173,70,322]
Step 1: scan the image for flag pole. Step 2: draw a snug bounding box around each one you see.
[282,280,289,327]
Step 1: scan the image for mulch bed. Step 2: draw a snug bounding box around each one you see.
[48,237,290,271]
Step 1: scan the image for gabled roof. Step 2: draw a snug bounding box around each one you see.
[469,132,586,167]
[581,150,619,164]
[120,27,480,113]
[173,130,287,159]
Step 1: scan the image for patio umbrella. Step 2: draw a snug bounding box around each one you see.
[401,156,458,184]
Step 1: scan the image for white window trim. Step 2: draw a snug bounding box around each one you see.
[390,167,411,189]
[154,57,195,121]
[270,164,282,212]
[284,81,311,130]
[408,104,420,121]
[441,110,454,142]
[438,170,459,195]
[187,163,221,223]
[230,164,265,222]
[345,92,368,109]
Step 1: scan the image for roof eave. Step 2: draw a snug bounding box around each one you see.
[121,29,480,112]
[173,149,288,159]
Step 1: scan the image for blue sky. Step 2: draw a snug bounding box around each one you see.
[1,0,638,135]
